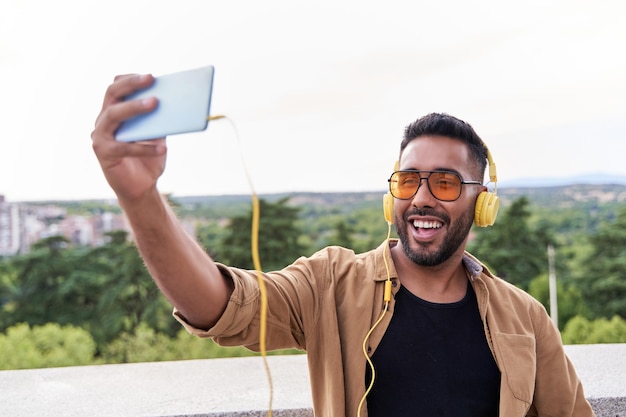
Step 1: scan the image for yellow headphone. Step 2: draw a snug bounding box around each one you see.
[383,149,499,227]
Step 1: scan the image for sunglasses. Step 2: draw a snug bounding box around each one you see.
[388,170,483,202]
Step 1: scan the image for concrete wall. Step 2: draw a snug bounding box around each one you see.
[1,344,624,416]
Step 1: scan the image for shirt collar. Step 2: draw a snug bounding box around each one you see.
[462,253,484,281]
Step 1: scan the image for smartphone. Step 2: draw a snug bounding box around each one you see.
[115,65,215,142]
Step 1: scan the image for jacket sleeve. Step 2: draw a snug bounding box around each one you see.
[173,259,322,352]
[527,305,596,416]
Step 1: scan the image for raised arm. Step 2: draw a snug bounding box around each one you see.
[91,74,233,329]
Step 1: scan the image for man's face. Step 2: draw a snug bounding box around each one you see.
[393,135,483,267]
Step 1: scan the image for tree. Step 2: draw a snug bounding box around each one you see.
[100,324,303,364]
[0,323,96,370]
[574,208,626,318]
[468,197,553,290]
[196,221,229,259]
[82,230,178,347]
[327,220,356,248]
[2,231,175,350]
[218,198,305,271]
[3,236,95,329]
[561,315,626,344]
[527,274,590,330]
[0,259,18,329]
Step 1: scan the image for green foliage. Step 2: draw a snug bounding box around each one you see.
[101,323,182,363]
[326,220,356,248]
[561,315,626,344]
[196,220,230,259]
[0,261,18,329]
[26,200,123,217]
[0,323,97,370]
[2,187,626,370]
[0,322,303,370]
[218,198,306,271]
[4,236,96,328]
[1,231,176,350]
[527,274,590,329]
[573,207,626,318]
[100,324,303,364]
[294,194,389,253]
[174,195,252,219]
[83,230,178,346]
[468,196,554,289]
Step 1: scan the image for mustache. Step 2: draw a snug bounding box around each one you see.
[405,207,450,224]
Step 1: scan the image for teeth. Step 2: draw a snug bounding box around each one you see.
[413,220,443,229]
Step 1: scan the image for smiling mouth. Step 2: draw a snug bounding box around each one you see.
[413,220,443,230]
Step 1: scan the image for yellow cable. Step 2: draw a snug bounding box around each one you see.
[357,222,393,417]
[210,115,273,416]
[209,115,395,417]
[251,190,274,417]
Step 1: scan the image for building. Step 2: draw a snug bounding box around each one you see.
[0,195,22,256]
[0,195,130,256]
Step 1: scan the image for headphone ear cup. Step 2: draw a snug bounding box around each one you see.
[474,191,500,227]
[383,193,394,224]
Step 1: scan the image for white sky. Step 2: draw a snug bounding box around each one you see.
[1,0,625,202]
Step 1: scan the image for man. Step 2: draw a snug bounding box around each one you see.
[91,73,595,416]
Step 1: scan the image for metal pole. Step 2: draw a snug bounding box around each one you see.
[547,244,558,327]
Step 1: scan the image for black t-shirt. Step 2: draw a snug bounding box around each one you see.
[366,282,500,417]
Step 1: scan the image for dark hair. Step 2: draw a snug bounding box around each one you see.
[401,113,488,176]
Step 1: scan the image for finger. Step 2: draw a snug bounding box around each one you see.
[102,73,155,110]
[94,96,158,139]
[92,136,167,159]
[116,139,167,158]
[113,73,137,82]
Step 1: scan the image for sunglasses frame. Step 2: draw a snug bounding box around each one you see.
[388,170,483,202]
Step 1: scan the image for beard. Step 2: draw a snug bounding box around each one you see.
[395,205,475,267]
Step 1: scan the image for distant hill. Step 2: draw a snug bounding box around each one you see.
[500,173,626,188]
[174,183,626,213]
[497,184,626,208]
[28,181,626,215]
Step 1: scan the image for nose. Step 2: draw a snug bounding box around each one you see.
[411,177,437,207]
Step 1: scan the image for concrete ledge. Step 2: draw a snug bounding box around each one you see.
[0,355,312,417]
[1,344,624,416]
[563,344,626,416]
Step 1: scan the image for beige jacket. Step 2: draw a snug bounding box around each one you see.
[175,240,595,416]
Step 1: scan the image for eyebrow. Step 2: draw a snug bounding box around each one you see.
[398,167,464,177]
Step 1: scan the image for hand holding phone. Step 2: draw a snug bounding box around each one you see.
[115,65,215,142]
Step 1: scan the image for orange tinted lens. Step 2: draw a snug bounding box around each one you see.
[390,172,421,199]
[428,172,461,200]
